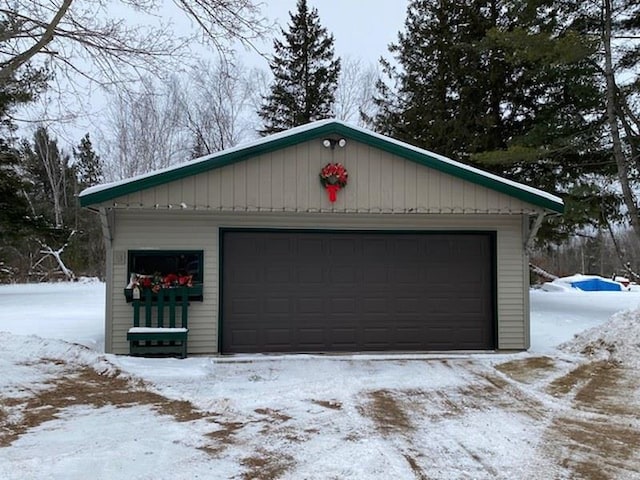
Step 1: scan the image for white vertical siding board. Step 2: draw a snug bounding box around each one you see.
[183,176,196,207]
[392,156,404,211]
[193,172,208,208]
[167,178,183,205]
[405,162,418,211]
[220,166,234,209]
[367,148,381,211]
[233,161,247,209]
[379,151,393,212]
[416,166,428,211]
[476,185,488,212]
[211,170,222,209]
[105,139,539,215]
[258,152,272,208]
[296,143,310,211]
[440,174,452,211]
[272,153,285,209]
[283,149,298,210]
[426,168,440,211]
[354,149,369,211]
[246,158,260,210]
[463,181,475,210]
[342,151,357,210]
[125,191,142,206]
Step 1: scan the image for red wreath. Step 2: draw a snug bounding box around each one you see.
[319,163,348,202]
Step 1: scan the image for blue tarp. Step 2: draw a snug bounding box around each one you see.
[570,278,623,291]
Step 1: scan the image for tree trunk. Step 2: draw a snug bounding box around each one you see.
[602,0,640,239]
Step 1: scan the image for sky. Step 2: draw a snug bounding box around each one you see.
[242,1,409,68]
[17,1,410,165]
[31,1,409,143]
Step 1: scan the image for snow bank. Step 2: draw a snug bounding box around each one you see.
[561,309,640,368]
[0,280,105,350]
[0,333,119,399]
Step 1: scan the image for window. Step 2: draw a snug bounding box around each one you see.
[126,250,203,301]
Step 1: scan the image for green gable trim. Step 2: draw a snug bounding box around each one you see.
[80,121,564,213]
[335,124,564,214]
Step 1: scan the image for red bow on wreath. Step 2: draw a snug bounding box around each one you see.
[319,163,348,203]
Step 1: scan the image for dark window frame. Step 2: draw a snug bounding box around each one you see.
[126,250,204,301]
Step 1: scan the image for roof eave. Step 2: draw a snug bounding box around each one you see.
[79,121,564,214]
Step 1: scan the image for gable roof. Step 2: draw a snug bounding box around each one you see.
[80,119,563,213]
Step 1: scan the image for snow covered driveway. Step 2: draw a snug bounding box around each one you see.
[1,282,640,479]
[2,341,639,479]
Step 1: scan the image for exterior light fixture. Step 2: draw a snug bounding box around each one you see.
[322,138,347,149]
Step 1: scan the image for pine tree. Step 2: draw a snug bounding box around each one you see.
[0,58,50,280]
[371,0,612,242]
[0,48,49,240]
[258,0,341,135]
[74,133,103,190]
[71,133,105,277]
[0,142,41,242]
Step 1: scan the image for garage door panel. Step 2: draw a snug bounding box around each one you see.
[222,231,494,353]
[230,329,258,347]
[297,297,325,314]
[265,266,294,284]
[362,238,388,258]
[298,328,325,348]
[230,266,259,285]
[329,265,359,284]
[331,328,358,345]
[265,328,291,345]
[230,298,258,314]
[330,238,358,256]
[330,297,357,314]
[362,265,389,283]
[362,297,390,314]
[297,265,324,284]
[264,298,290,314]
[392,265,422,284]
[264,236,293,256]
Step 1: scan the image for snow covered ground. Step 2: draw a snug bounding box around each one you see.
[1,280,639,479]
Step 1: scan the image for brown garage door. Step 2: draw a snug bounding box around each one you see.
[221,230,494,353]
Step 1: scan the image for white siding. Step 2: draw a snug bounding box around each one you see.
[110,139,539,215]
[107,211,528,354]
[110,214,218,354]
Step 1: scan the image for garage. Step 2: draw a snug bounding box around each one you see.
[80,119,563,355]
[221,230,495,353]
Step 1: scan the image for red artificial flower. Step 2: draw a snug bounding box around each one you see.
[319,163,348,188]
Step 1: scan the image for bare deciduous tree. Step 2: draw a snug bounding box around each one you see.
[333,56,379,127]
[103,59,261,180]
[601,0,640,239]
[104,76,191,180]
[179,60,256,156]
[0,0,270,85]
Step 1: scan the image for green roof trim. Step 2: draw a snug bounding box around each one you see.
[80,120,564,213]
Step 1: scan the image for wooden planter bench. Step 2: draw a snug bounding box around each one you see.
[125,285,200,358]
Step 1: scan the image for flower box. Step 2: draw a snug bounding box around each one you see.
[124,283,203,302]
